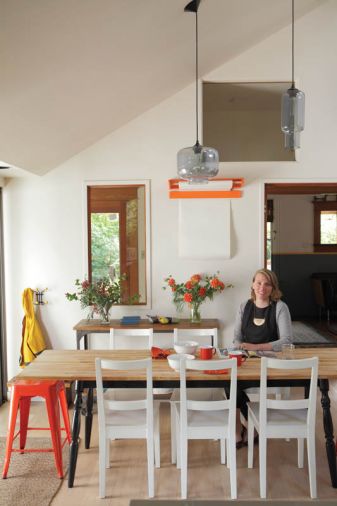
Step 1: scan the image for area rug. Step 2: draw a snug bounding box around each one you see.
[292,321,337,345]
[327,321,337,335]
[0,437,69,506]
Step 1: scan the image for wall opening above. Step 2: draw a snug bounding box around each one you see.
[203,82,295,162]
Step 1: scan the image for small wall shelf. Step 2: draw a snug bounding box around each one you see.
[168,178,244,199]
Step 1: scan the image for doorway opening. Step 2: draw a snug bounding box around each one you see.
[264,183,337,336]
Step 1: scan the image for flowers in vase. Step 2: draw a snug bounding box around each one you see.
[66,275,138,321]
[163,273,233,314]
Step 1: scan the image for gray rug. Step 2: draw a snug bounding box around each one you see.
[0,437,69,506]
[292,321,337,345]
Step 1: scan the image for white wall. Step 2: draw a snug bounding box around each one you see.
[3,0,337,381]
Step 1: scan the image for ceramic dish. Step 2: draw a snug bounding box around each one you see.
[167,353,195,371]
[173,341,198,355]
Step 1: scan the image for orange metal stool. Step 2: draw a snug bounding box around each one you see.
[2,380,71,479]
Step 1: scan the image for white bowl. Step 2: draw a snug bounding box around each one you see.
[167,353,195,371]
[173,341,199,355]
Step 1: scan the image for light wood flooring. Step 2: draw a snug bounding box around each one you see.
[1,384,337,504]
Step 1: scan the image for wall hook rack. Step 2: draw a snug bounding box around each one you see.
[34,288,48,305]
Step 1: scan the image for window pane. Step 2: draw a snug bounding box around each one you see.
[320,211,337,244]
[91,213,120,281]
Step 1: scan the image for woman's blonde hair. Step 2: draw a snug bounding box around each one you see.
[250,268,282,302]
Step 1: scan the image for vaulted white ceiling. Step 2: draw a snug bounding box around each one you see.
[0,0,324,176]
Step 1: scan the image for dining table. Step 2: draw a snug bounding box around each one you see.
[8,347,337,489]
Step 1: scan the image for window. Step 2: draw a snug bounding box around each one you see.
[87,182,151,306]
[313,200,337,252]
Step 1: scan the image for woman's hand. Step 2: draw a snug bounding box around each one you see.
[240,342,258,351]
[240,342,273,351]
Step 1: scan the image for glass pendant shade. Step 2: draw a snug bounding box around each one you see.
[281,86,305,150]
[177,142,219,183]
[177,1,219,183]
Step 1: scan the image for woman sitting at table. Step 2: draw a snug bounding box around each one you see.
[232,268,293,448]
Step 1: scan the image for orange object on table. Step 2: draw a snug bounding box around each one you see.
[151,346,171,359]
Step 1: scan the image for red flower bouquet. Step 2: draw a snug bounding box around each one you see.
[163,273,232,322]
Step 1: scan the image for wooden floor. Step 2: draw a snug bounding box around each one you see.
[1,384,337,504]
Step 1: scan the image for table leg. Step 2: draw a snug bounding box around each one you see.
[68,381,83,488]
[319,378,337,487]
[85,387,94,449]
[76,331,88,350]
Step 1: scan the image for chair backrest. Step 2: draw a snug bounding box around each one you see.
[109,328,154,350]
[173,328,218,348]
[259,356,318,430]
[95,357,153,427]
[180,358,237,428]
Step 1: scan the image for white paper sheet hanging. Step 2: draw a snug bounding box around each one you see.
[178,199,231,259]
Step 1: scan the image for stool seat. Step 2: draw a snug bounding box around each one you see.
[2,380,71,479]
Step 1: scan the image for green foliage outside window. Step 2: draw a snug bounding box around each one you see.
[91,213,120,281]
[321,212,337,244]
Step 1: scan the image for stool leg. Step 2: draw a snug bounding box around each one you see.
[45,387,64,479]
[19,396,32,452]
[2,388,20,478]
[59,385,71,443]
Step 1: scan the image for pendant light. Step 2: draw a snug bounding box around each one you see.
[281,0,305,150]
[177,0,219,183]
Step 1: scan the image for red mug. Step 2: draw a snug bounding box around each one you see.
[199,345,216,360]
[229,350,247,367]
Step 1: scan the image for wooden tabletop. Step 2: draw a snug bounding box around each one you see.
[9,348,337,385]
[73,319,220,332]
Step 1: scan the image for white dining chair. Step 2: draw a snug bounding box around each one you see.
[247,356,318,499]
[173,327,218,347]
[109,328,160,467]
[170,328,220,467]
[176,357,237,499]
[170,327,222,464]
[95,357,155,498]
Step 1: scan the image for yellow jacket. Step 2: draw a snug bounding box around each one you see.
[20,288,46,367]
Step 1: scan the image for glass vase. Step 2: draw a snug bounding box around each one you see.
[190,302,201,323]
[98,302,113,324]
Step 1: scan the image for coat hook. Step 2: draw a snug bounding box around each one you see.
[34,288,48,305]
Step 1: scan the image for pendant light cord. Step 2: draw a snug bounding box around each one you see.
[291,0,295,87]
[195,9,199,145]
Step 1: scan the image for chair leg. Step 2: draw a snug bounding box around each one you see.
[105,439,110,469]
[175,407,181,469]
[228,436,237,499]
[297,438,304,468]
[99,435,107,498]
[58,385,71,443]
[259,435,267,499]
[154,402,160,469]
[146,434,154,498]
[220,439,226,464]
[307,434,317,498]
[19,396,31,451]
[180,434,188,499]
[2,388,20,478]
[247,412,254,469]
[45,387,64,479]
[170,402,177,464]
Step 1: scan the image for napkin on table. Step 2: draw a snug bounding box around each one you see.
[151,346,171,359]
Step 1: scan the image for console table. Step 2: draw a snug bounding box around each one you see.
[74,318,220,350]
